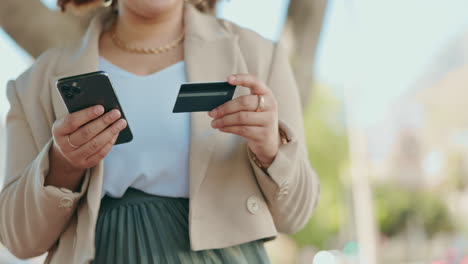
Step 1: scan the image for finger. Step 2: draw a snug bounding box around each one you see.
[227,74,269,95]
[69,109,121,147]
[56,105,105,136]
[209,94,268,118]
[84,134,119,167]
[211,111,268,129]
[218,125,265,142]
[71,118,127,162]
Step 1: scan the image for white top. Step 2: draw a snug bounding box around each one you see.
[99,57,190,198]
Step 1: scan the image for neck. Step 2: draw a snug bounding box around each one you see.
[114,2,185,47]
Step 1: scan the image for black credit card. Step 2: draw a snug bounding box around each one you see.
[172,82,237,113]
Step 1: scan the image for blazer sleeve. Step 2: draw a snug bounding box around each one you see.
[0,80,91,259]
[247,41,320,234]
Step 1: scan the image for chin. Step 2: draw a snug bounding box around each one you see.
[121,0,182,18]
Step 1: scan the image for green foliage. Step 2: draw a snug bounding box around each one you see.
[290,83,455,249]
[292,83,460,249]
[374,184,454,238]
[291,84,349,249]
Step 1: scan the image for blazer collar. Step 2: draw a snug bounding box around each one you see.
[48,4,250,201]
[51,3,229,77]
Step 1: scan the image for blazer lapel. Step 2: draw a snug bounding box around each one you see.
[184,38,235,199]
[45,11,110,262]
[184,5,250,199]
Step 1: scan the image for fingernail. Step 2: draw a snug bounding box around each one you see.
[118,119,127,129]
[229,75,236,82]
[211,119,218,128]
[110,109,120,119]
[94,105,104,115]
[209,109,217,117]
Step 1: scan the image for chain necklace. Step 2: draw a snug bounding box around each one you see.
[110,21,185,55]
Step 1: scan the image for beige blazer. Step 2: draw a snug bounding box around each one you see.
[0,4,319,264]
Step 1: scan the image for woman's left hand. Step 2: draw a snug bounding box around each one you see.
[208,74,281,168]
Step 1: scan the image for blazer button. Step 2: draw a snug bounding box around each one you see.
[59,197,74,209]
[246,195,261,215]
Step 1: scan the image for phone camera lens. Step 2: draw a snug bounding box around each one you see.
[72,86,81,94]
[61,85,70,92]
[65,92,74,99]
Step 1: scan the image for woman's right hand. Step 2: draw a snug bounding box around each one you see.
[46,105,127,191]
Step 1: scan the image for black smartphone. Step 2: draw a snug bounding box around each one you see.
[56,71,133,145]
[172,82,237,113]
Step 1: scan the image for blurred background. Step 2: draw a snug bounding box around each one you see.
[1,0,468,263]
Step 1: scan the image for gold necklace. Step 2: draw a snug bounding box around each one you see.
[110,22,185,54]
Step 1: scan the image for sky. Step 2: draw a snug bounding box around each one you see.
[312,0,468,128]
[2,0,468,127]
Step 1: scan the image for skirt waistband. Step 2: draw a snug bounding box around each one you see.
[99,188,189,214]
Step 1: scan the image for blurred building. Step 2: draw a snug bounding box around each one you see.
[412,27,468,190]
[412,27,468,227]
[359,25,468,264]
[366,25,468,189]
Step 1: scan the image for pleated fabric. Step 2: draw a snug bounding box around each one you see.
[91,188,270,264]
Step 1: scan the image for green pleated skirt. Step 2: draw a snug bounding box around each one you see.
[91,188,270,264]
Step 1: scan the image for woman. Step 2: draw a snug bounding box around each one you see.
[0,0,319,263]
